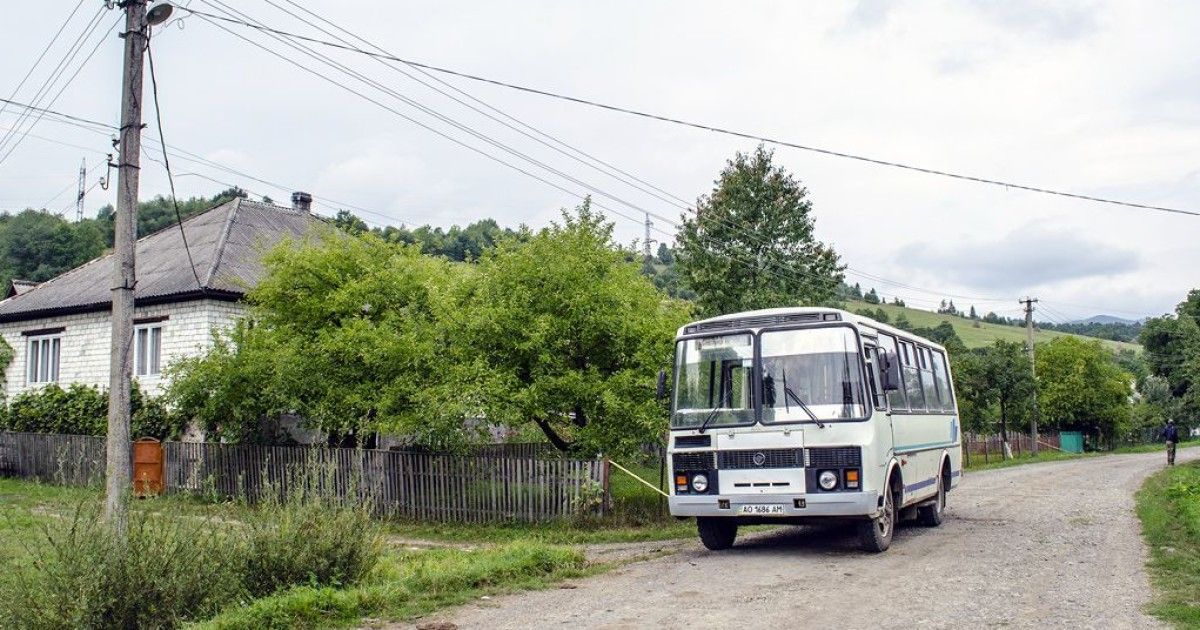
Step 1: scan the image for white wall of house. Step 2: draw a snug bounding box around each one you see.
[0,298,246,401]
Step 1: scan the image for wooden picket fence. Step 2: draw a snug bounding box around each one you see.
[962,431,1063,466]
[0,432,606,523]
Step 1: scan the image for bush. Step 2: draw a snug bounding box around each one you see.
[239,479,382,598]
[0,471,384,629]
[0,504,243,629]
[0,383,184,439]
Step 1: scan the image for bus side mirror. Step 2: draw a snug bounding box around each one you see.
[656,369,667,401]
[880,352,901,391]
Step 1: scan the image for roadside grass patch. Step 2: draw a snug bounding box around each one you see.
[1136,460,1200,627]
[0,475,384,629]
[965,440,1199,472]
[195,543,590,629]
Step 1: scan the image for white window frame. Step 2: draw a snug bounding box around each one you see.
[26,334,62,385]
[134,323,164,377]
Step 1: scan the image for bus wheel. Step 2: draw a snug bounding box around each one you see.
[697,517,738,550]
[858,484,896,553]
[918,467,947,527]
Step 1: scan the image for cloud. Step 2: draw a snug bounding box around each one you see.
[966,0,1098,42]
[896,228,1139,292]
[844,0,895,31]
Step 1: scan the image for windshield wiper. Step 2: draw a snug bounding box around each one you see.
[781,370,825,428]
[696,404,723,434]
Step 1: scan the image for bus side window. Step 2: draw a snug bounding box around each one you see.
[931,350,955,412]
[863,345,884,409]
[877,334,907,412]
[899,340,926,412]
[918,346,940,411]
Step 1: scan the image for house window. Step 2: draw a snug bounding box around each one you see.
[135,325,163,376]
[27,335,61,384]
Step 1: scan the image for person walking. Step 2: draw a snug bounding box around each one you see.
[1162,419,1181,466]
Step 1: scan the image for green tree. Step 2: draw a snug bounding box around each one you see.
[1036,336,1132,444]
[167,229,463,445]
[452,202,691,456]
[675,145,843,315]
[0,210,106,287]
[951,341,1034,450]
[1140,290,1200,425]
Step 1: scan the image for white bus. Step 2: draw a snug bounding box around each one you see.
[662,307,962,552]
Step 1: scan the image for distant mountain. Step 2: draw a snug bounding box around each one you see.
[1071,314,1139,325]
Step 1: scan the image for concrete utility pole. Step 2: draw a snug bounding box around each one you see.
[105,0,151,533]
[1021,297,1041,456]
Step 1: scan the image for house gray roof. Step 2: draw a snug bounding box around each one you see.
[0,198,326,322]
[6,280,38,298]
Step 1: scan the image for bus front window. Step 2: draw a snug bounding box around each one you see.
[760,327,869,423]
[672,333,756,429]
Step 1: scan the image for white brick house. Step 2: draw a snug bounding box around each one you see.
[0,194,324,401]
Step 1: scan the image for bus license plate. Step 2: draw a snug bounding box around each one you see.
[737,504,786,516]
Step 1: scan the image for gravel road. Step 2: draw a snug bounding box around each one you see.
[414,449,1190,629]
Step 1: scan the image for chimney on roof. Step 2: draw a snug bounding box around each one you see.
[291,191,312,213]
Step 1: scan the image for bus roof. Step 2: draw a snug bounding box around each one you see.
[677,306,949,352]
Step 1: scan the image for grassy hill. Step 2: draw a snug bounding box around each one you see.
[846,300,1140,352]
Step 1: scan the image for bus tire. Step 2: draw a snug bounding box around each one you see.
[697,517,738,550]
[918,465,948,527]
[858,481,897,553]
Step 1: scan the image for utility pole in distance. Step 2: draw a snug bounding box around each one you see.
[1021,297,1040,456]
[643,212,656,262]
[76,158,86,222]
[105,0,150,534]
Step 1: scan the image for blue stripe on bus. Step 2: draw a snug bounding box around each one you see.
[907,480,936,494]
[893,441,958,454]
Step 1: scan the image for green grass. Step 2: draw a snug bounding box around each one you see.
[193,542,593,629]
[964,440,1199,472]
[0,478,601,629]
[847,300,1140,352]
[1136,460,1200,627]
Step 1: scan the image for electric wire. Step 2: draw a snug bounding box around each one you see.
[146,30,204,291]
[0,12,119,168]
[269,0,693,210]
[192,3,1023,311]
[0,0,88,123]
[0,5,105,155]
[199,0,687,235]
[175,4,1200,219]
[198,1,1023,307]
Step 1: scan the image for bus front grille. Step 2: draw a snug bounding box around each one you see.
[717,448,804,469]
[806,447,862,468]
[672,452,715,471]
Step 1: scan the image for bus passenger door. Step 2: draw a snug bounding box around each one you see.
[863,344,894,459]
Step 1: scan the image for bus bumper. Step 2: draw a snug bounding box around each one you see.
[669,491,880,519]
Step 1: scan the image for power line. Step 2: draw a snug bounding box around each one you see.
[175,4,1200,219]
[0,0,88,123]
[269,0,693,211]
[187,3,1018,308]
[0,12,119,168]
[0,97,114,131]
[0,6,107,158]
[146,32,204,291]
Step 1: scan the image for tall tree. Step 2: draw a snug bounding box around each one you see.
[676,145,843,315]
[452,202,691,455]
[1037,336,1132,444]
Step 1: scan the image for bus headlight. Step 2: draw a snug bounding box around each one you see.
[818,470,839,490]
[691,473,709,493]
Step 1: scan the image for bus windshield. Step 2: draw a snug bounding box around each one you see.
[671,333,756,429]
[760,326,868,423]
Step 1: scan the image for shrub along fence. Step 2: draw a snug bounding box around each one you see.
[0,432,607,523]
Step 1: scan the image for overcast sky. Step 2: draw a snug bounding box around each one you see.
[1,1,1196,321]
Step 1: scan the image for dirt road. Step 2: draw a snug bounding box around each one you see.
[416,449,1189,629]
